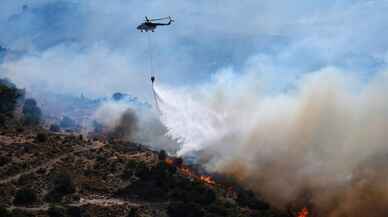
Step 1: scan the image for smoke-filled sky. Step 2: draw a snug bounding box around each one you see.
[155,67,388,216]
[2,1,388,216]
[1,0,388,100]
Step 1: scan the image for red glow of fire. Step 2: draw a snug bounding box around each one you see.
[164,159,174,166]
[297,207,309,217]
[164,158,217,186]
[166,160,216,186]
[200,175,216,185]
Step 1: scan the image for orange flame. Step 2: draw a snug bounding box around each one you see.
[179,166,216,186]
[165,158,217,186]
[200,175,216,185]
[164,159,174,166]
[297,207,309,217]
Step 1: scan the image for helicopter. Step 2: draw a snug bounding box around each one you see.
[137,16,174,32]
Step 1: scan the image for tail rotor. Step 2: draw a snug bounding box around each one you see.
[169,16,175,24]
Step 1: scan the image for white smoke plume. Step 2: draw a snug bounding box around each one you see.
[155,66,388,216]
[93,101,131,129]
[94,100,178,152]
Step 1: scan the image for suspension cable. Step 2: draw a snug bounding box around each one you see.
[146,33,154,78]
[146,32,162,114]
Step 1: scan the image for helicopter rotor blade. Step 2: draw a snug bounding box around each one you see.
[149,17,171,21]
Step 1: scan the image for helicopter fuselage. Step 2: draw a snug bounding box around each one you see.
[137,22,157,32]
[137,20,172,32]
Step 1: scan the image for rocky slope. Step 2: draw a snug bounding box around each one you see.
[0,121,290,217]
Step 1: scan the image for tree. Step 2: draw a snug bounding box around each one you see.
[0,79,23,115]
[0,207,11,217]
[66,206,84,217]
[236,188,269,210]
[13,188,37,205]
[46,172,76,202]
[158,150,167,161]
[35,133,48,143]
[128,208,138,217]
[167,202,204,217]
[48,205,66,217]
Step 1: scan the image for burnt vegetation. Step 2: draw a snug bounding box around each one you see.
[0,78,285,217]
[0,129,285,217]
[46,171,76,202]
[13,188,37,206]
[116,155,277,217]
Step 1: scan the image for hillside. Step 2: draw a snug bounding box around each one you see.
[0,122,289,217]
[0,78,289,217]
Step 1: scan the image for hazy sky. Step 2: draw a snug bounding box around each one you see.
[1,0,388,100]
[2,2,388,215]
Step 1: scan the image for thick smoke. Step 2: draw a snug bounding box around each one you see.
[1,2,388,215]
[109,108,138,141]
[93,102,138,140]
[155,67,388,216]
[94,100,178,152]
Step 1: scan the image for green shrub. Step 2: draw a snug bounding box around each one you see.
[236,188,269,210]
[168,178,216,205]
[0,156,10,167]
[122,160,141,179]
[0,207,11,217]
[48,205,66,217]
[167,202,204,217]
[17,174,34,185]
[126,160,138,170]
[8,210,32,217]
[66,206,84,217]
[127,208,138,217]
[0,114,5,126]
[95,154,105,163]
[13,188,36,205]
[123,160,148,178]
[35,133,48,143]
[46,172,76,202]
[206,200,239,217]
[0,79,23,115]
